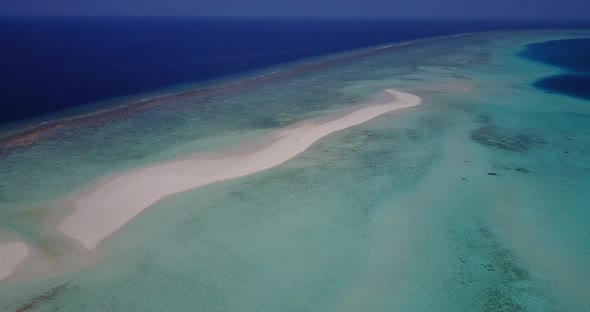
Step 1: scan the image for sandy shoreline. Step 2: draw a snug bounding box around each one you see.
[0,242,29,281]
[57,89,421,250]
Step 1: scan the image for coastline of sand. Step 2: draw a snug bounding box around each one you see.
[56,89,421,250]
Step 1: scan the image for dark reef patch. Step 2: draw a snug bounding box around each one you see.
[470,126,545,153]
[492,163,531,174]
[448,221,553,312]
[475,226,542,312]
[476,114,492,124]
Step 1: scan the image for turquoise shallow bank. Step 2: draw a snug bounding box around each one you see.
[1,29,590,311]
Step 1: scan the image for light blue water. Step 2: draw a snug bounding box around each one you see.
[1,30,590,311]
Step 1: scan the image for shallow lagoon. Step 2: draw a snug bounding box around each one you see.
[1,30,590,311]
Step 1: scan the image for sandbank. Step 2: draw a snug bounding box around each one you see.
[0,242,29,281]
[58,89,422,250]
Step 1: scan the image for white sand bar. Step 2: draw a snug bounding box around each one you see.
[0,242,29,281]
[58,89,421,250]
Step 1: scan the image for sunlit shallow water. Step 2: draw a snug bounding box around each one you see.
[1,29,590,311]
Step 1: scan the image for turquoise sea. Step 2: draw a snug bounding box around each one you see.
[1,29,590,311]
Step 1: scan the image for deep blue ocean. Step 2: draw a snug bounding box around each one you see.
[1,17,589,124]
[521,38,590,100]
